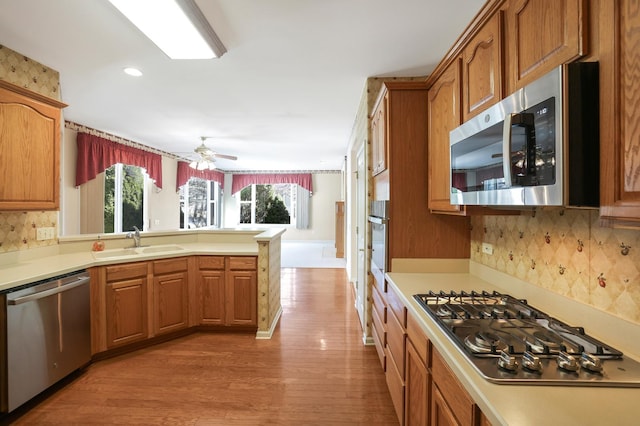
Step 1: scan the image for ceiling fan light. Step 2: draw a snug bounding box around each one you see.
[189,160,198,169]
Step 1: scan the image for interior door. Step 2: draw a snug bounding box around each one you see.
[355,143,367,337]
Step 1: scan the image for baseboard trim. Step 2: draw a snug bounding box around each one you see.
[256,305,283,339]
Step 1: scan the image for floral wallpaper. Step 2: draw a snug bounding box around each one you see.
[0,44,60,99]
[0,45,61,252]
[471,210,640,324]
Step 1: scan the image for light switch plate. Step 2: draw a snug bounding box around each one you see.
[482,242,494,255]
[36,227,56,241]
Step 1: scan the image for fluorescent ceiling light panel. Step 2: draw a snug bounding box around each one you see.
[109,0,226,59]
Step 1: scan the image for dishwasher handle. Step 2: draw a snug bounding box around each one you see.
[8,275,90,305]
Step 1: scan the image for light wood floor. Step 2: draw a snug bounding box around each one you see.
[6,268,397,425]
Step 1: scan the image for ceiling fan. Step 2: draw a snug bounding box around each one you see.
[184,136,238,170]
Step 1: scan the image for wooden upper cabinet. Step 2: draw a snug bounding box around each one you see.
[0,81,66,210]
[462,12,504,121]
[428,59,463,214]
[505,0,587,92]
[599,0,640,224]
[371,91,388,176]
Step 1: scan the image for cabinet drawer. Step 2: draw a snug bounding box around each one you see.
[372,283,386,324]
[371,317,386,371]
[407,312,429,365]
[371,302,386,348]
[386,306,406,377]
[386,286,406,328]
[385,346,405,425]
[153,257,188,275]
[198,256,225,270]
[432,349,476,426]
[105,262,148,282]
[227,256,257,270]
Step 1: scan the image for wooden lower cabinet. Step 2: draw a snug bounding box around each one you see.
[92,254,258,355]
[405,312,430,426]
[226,269,257,326]
[432,385,460,426]
[198,256,258,327]
[405,339,430,426]
[197,256,226,325]
[152,258,189,335]
[380,287,488,426]
[431,349,483,426]
[103,262,149,349]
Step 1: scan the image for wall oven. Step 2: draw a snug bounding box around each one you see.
[368,200,389,288]
[449,62,599,208]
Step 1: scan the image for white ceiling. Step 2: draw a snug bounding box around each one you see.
[0,0,485,171]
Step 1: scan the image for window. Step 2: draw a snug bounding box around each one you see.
[239,184,295,225]
[104,163,147,233]
[179,177,222,229]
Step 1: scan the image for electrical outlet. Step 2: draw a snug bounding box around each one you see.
[482,242,494,255]
[36,227,56,241]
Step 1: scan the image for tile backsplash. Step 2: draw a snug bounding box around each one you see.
[0,211,59,252]
[471,210,640,324]
[0,45,61,253]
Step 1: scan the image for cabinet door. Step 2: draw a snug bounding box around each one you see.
[105,277,148,348]
[371,93,388,176]
[599,0,640,223]
[462,12,503,121]
[0,83,65,210]
[428,59,463,213]
[153,271,189,334]
[199,269,226,325]
[226,270,257,326]
[405,340,430,426]
[431,385,460,426]
[505,0,586,92]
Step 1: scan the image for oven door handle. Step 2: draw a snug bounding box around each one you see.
[368,216,387,225]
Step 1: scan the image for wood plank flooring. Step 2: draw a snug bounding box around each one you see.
[5,268,398,425]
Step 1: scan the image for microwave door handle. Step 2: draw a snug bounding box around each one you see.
[502,113,513,188]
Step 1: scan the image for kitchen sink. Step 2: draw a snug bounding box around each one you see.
[138,244,184,254]
[92,244,184,260]
[92,248,139,259]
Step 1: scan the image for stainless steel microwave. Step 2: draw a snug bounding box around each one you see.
[449,62,599,208]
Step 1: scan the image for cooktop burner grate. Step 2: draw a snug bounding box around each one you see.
[412,290,640,387]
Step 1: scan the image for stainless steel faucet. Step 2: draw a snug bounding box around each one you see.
[126,225,142,247]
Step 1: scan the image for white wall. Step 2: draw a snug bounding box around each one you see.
[60,127,80,236]
[147,156,180,231]
[221,173,343,241]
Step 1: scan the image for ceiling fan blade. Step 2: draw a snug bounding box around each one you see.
[213,153,238,161]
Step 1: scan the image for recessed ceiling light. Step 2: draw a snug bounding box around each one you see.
[123,67,143,77]
[109,0,226,60]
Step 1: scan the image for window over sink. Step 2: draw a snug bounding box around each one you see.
[104,163,147,233]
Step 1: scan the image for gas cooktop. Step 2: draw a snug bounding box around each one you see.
[413,290,640,387]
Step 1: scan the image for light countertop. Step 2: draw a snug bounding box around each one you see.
[386,264,640,426]
[0,228,286,292]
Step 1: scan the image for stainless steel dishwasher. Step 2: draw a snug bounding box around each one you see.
[1,270,91,413]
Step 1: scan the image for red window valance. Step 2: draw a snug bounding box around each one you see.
[75,132,163,188]
[176,161,225,191]
[231,173,313,194]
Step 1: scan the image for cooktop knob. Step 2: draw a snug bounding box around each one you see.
[522,351,543,373]
[497,350,518,372]
[579,352,603,373]
[557,351,579,372]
